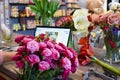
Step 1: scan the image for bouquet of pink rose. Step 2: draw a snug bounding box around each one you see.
[12,34,79,80]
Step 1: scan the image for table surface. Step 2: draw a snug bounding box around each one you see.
[0,32,120,80]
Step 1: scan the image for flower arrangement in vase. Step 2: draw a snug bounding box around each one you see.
[93,10,120,63]
[29,0,60,26]
[72,8,95,65]
[12,34,79,80]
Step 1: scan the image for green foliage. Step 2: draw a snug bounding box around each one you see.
[29,0,60,20]
[18,61,62,80]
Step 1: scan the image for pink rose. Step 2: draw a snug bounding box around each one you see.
[41,48,52,57]
[50,61,57,69]
[68,48,77,57]
[45,58,52,63]
[108,13,120,25]
[22,37,33,44]
[71,57,79,73]
[17,46,25,53]
[12,52,22,61]
[99,12,112,23]
[66,49,73,59]
[15,35,25,43]
[46,41,54,48]
[38,61,50,71]
[39,34,50,41]
[61,57,71,70]
[16,60,25,68]
[40,34,45,40]
[39,42,47,49]
[27,40,39,53]
[62,70,70,80]
[55,44,64,52]
[27,36,35,39]
[51,48,60,60]
[25,54,40,68]
[58,43,67,50]
[71,66,77,73]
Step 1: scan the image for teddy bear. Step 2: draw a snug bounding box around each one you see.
[77,0,105,23]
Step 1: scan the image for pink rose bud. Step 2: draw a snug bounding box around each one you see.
[68,48,77,57]
[58,43,67,50]
[12,52,22,61]
[39,42,47,49]
[26,54,40,68]
[66,49,73,59]
[55,44,64,52]
[38,61,50,71]
[46,41,54,48]
[22,37,33,44]
[27,40,39,53]
[51,48,60,60]
[17,46,25,53]
[61,57,71,70]
[40,34,45,40]
[15,35,25,43]
[41,48,52,57]
[16,60,25,69]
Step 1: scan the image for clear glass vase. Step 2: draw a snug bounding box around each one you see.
[40,16,52,26]
[1,24,13,46]
[104,37,120,63]
[104,46,120,63]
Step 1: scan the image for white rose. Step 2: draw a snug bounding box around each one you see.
[72,9,91,37]
[73,16,90,30]
[72,9,89,18]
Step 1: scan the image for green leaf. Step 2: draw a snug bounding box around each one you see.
[35,12,41,20]
[29,5,39,14]
[33,0,41,10]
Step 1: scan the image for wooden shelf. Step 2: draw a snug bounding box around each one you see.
[10,16,35,18]
[9,3,34,5]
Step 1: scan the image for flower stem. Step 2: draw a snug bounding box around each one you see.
[91,56,120,76]
[27,68,32,80]
[36,71,41,80]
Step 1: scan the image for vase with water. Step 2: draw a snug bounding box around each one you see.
[1,24,13,46]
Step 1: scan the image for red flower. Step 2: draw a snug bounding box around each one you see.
[108,39,117,48]
[103,26,109,31]
[78,37,94,66]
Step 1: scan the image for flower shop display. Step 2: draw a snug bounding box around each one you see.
[12,34,79,80]
[29,0,60,26]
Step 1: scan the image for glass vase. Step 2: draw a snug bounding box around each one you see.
[40,16,52,26]
[0,24,13,46]
[104,37,120,63]
[71,31,85,53]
